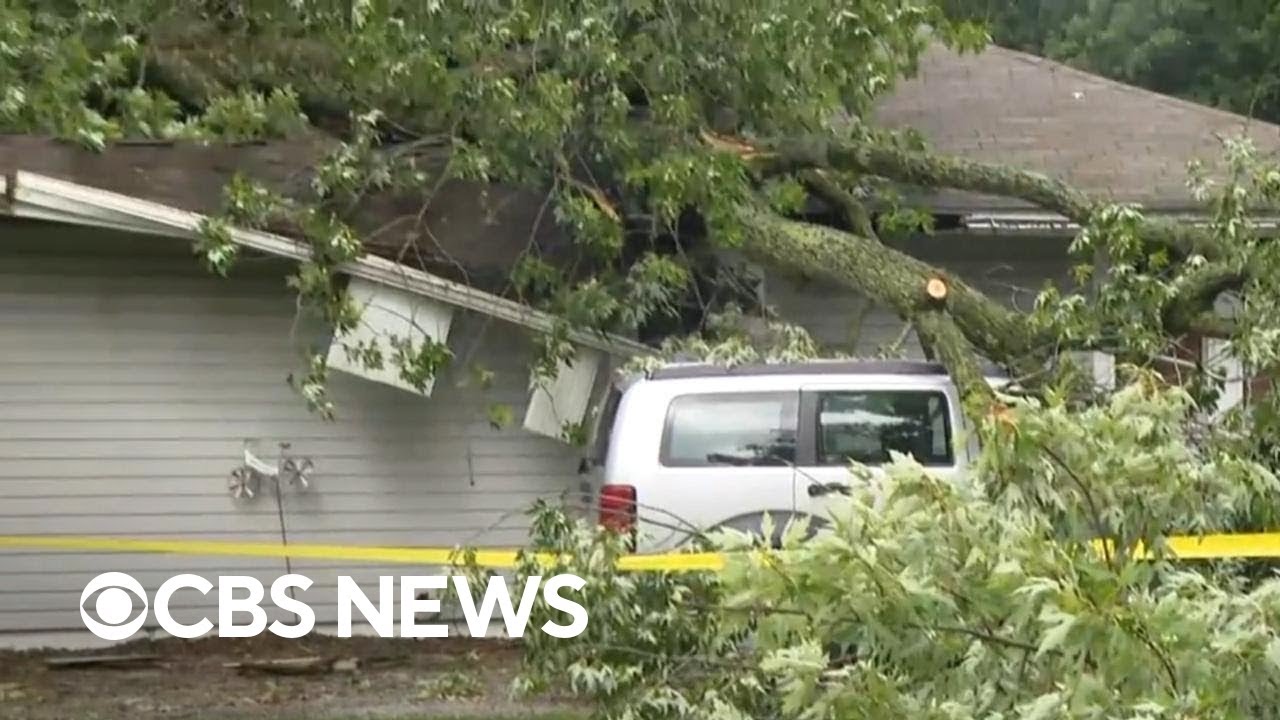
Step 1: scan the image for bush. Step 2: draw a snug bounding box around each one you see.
[516,375,1280,719]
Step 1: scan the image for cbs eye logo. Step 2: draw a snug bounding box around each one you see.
[79,572,149,640]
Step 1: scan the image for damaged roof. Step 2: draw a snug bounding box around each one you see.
[4,41,1280,241]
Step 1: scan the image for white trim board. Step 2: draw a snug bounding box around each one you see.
[326,276,457,395]
[523,348,605,440]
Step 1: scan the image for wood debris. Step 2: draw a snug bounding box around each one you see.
[44,653,161,669]
[223,655,364,676]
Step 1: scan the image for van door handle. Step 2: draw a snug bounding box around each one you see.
[807,482,849,497]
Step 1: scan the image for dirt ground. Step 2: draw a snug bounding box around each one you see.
[0,635,583,720]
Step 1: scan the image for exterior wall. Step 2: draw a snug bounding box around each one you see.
[766,233,1073,357]
[0,221,584,645]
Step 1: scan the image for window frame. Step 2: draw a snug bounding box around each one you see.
[658,391,800,468]
[797,388,956,468]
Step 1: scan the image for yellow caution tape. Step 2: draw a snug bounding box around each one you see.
[0,535,726,572]
[1,532,1279,572]
[1162,533,1280,560]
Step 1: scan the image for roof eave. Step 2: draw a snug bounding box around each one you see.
[953,210,1280,236]
[0,170,649,357]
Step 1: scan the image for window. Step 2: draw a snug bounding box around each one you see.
[661,393,798,467]
[815,391,952,466]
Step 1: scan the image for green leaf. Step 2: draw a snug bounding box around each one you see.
[486,403,514,430]
[1036,608,1077,658]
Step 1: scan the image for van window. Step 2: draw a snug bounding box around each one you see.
[661,392,798,467]
[815,391,952,466]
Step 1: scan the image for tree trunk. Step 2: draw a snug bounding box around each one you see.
[736,206,1023,409]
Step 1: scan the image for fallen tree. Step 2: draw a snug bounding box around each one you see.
[5,0,1275,427]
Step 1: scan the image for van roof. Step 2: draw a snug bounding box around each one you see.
[647,359,1000,380]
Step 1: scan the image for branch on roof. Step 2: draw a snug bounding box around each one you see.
[144,38,363,135]
[797,169,876,239]
[1162,262,1246,336]
[829,141,1227,259]
[1184,314,1238,339]
[144,18,547,140]
[828,141,1098,224]
[705,132,1226,260]
[734,204,1036,413]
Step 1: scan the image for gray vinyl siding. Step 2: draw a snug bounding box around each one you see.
[766,233,1073,356]
[0,222,583,642]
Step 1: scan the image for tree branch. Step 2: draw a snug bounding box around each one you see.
[735,206,1031,411]
[825,141,1096,223]
[914,310,997,410]
[1184,313,1238,338]
[923,623,1038,653]
[143,21,443,136]
[707,133,1227,260]
[821,141,1224,259]
[798,169,877,238]
[1162,262,1245,335]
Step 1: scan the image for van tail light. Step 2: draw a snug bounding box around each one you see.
[598,484,637,542]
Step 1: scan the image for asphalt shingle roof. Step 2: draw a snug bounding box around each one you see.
[875,44,1280,212]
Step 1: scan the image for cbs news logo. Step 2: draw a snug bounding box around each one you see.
[79,571,589,640]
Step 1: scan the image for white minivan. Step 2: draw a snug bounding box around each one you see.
[582,359,997,552]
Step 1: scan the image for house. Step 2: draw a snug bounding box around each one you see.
[2,44,1277,648]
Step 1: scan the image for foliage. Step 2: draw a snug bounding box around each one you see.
[623,305,824,374]
[487,402,516,430]
[0,1,311,148]
[513,504,741,718]
[1023,136,1280,468]
[517,375,1280,719]
[417,669,486,701]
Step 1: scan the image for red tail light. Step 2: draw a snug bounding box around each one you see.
[598,484,637,537]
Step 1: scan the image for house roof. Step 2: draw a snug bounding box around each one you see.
[875,44,1280,214]
[0,134,568,284]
